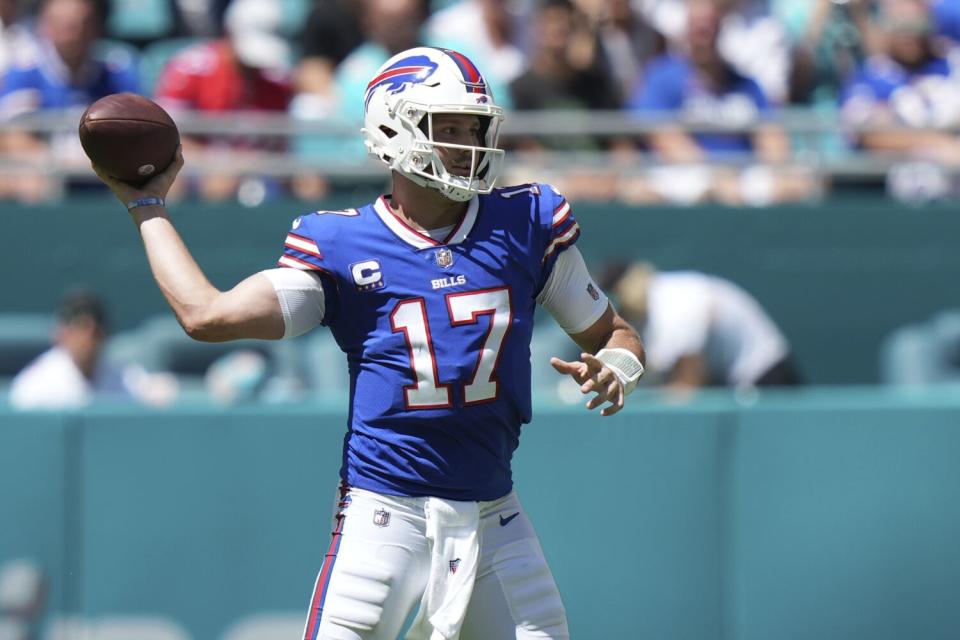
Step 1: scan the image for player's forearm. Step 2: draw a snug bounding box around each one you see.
[130,205,222,338]
[598,316,645,365]
[571,307,645,364]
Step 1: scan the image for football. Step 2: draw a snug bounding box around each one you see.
[78,93,180,185]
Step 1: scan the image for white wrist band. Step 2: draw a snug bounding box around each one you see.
[596,348,644,396]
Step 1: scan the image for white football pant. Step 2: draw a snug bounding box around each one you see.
[302,484,570,640]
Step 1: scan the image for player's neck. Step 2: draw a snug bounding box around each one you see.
[389,173,469,231]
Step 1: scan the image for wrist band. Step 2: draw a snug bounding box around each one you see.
[596,348,645,396]
[126,197,164,211]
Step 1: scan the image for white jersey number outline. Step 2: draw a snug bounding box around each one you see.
[391,287,512,408]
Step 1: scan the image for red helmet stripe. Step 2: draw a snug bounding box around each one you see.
[442,49,487,94]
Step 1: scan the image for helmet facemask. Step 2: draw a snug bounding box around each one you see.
[364,100,504,202]
[374,99,505,202]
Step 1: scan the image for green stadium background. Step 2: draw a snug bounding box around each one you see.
[3,196,960,639]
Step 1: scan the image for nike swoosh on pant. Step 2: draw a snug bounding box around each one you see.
[499,512,519,526]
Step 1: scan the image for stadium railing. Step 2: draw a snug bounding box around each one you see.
[0,108,947,184]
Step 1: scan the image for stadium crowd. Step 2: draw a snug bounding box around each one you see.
[1,0,960,203]
[2,0,957,407]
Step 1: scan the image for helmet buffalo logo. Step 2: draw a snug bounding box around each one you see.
[365,55,440,110]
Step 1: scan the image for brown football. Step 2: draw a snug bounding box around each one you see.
[79,93,179,185]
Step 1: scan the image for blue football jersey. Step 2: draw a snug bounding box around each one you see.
[278,183,581,501]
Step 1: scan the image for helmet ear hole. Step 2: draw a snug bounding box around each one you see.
[379,125,398,139]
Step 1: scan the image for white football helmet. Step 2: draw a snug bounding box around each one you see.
[361,47,505,202]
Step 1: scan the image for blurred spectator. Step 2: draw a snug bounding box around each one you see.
[639,0,791,104]
[505,0,627,199]
[0,0,37,85]
[780,0,876,106]
[425,0,525,106]
[0,0,139,202]
[574,0,665,102]
[509,0,621,130]
[154,0,293,202]
[172,0,231,38]
[331,0,429,120]
[718,0,792,105]
[292,0,364,121]
[290,0,428,200]
[841,0,960,167]
[931,0,960,43]
[9,290,148,409]
[626,0,810,205]
[606,263,801,391]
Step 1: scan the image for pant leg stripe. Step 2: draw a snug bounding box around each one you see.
[303,485,350,640]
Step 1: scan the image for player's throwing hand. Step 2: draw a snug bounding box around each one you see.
[92,145,184,210]
[550,353,626,416]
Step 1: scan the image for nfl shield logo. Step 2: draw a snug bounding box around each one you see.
[435,248,454,269]
[373,508,391,527]
[449,558,461,574]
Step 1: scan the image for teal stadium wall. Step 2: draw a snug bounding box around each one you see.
[3,390,960,639]
[2,196,959,383]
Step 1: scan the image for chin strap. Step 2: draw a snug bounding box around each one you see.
[596,348,645,396]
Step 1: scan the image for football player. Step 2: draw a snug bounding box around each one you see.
[92,47,644,640]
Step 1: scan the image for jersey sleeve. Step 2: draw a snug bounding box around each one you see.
[536,183,581,293]
[275,214,339,325]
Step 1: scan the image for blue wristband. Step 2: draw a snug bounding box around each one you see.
[126,197,165,211]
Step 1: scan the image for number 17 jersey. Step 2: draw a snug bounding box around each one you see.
[277,183,580,501]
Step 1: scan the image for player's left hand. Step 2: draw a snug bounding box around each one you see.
[550,353,625,417]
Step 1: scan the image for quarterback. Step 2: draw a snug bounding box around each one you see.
[93,47,644,640]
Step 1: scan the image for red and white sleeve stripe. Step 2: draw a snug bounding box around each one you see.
[542,221,580,264]
[277,254,321,270]
[284,233,323,258]
[552,201,571,228]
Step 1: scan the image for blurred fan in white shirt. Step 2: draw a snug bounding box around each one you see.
[9,290,174,410]
[609,262,801,390]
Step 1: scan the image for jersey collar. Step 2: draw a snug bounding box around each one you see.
[373,195,478,250]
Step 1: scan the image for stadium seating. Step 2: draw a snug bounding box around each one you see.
[0,314,52,396]
[139,37,210,96]
[106,0,175,43]
[105,315,298,403]
[880,310,960,386]
[95,38,141,72]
